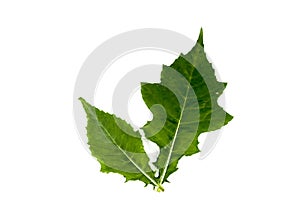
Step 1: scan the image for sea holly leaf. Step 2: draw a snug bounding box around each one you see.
[79,98,164,191]
[141,28,233,184]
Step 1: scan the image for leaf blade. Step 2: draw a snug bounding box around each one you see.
[79,97,160,188]
[141,28,233,184]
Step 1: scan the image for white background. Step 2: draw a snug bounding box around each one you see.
[1,0,300,199]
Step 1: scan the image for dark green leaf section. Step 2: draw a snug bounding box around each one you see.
[79,98,159,187]
[141,28,233,184]
[142,83,181,147]
[175,29,233,153]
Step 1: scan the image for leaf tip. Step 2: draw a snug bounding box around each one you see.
[78,97,92,107]
[78,97,93,113]
[78,97,85,103]
[197,27,204,47]
[225,112,234,124]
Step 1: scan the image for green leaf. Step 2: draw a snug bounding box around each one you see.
[141,28,233,184]
[79,98,164,191]
[79,28,233,191]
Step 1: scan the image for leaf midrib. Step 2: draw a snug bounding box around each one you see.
[159,66,195,184]
[95,116,159,187]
